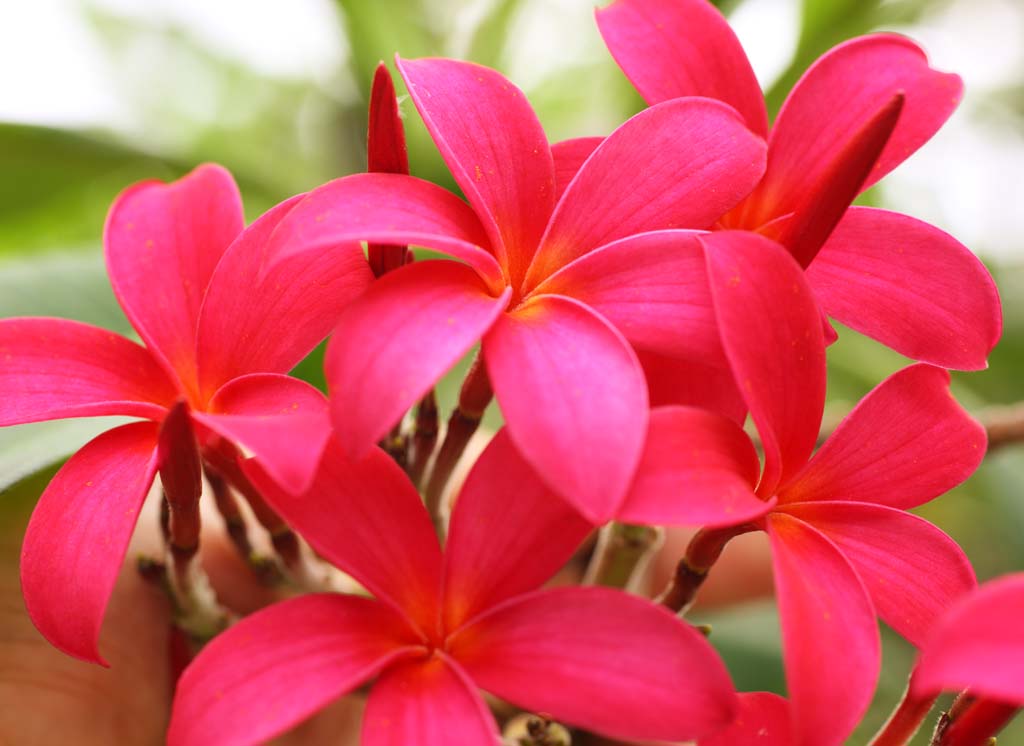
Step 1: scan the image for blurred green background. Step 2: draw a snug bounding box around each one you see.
[1,0,1022,743]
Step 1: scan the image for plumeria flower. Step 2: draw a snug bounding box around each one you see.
[700,692,792,746]
[258,55,767,521]
[168,430,739,745]
[0,165,372,663]
[604,231,986,746]
[581,0,1001,373]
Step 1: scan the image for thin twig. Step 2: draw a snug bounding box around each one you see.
[657,524,757,613]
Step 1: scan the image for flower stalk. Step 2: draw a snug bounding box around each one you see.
[584,522,663,589]
[931,693,1018,746]
[868,685,939,746]
[657,523,756,613]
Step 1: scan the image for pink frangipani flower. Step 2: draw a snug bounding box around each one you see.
[168,430,739,745]
[588,0,1001,371]
[700,692,792,746]
[0,165,372,663]
[259,56,767,522]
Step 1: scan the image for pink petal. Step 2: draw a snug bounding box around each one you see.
[397,56,554,287]
[639,349,747,425]
[911,574,1024,702]
[195,195,374,398]
[450,586,738,742]
[779,364,986,509]
[325,261,510,457]
[363,655,499,746]
[533,229,724,361]
[807,207,1002,370]
[263,172,504,291]
[767,513,880,746]
[104,163,244,390]
[700,692,793,746]
[702,231,826,497]
[0,317,177,425]
[243,438,442,636]
[169,594,420,746]
[526,98,767,287]
[442,429,593,631]
[193,373,332,495]
[779,501,976,648]
[746,34,963,226]
[596,0,768,136]
[617,406,771,528]
[483,295,647,523]
[551,136,603,201]
[20,421,160,664]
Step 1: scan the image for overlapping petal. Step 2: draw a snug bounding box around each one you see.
[807,207,1002,370]
[0,317,176,425]
[638,350,747,424]
[451,586,737,742]
[779,364,986,509]
[20,421,160,664]
[483,295,647,523]
[168,594,420,746]
[701,692,792,746]
[551,136,602,201]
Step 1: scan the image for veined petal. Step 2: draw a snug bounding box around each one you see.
[700,692,793,746]
[703,231,826,497]
[397,56,554,285]
[244,438,443,636]
[807,207,1002,370]
[168,594,419,746]
[527,98,767,287]
[483,295,647,523]
[20,421,160,664]
[534,229,723,361]
[911,574,1024,702]
[779,364,985,509]
[450,586,738,742]
[362,655,499,746]
[262,172,504,291]
[767,513,880,746]
[325,260,509,457]
[551,136,603,202]
[194,373,331,496]
[638,350,747,425]
[442,429,593,632]
[0,317,176,425]
[104,164,244,389]
[596,0,767,136]
[779,501,976,648]
[196,195,373,398]
[746,33,963,225]
[617,406,770,528]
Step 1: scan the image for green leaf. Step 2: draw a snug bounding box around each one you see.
[0,418,128,493]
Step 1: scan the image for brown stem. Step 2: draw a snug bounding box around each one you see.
[933,694,1018,746]
[869,686,939,746]
[982,402,1024,453]
[408,389,439,486]
[204,466,282,585]
[657,523,756,613]
[584,523,663,589]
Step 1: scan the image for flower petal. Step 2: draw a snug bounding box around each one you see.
[325,260,509,457]
[263,172,504,291]
[767,513,880,746]
[168,594,419,746]
[779,501,976,648]
[442,429,593,631]
[551,136,603,201]
[700,692,793,746]
[527,98,767,286]
[20,421,159,664]
[195,195,374,398]
[397,56,554,286]
[703,231,826,497]
[534,229,723,361]
[450,586,738,742]
[193,373,331,495]
[104,163,244,389]
[243,438,442,636]
[0,317,176,425]
[363,655,499,746]
[368,62,412,277]
[779,364,986,509]
[807,207,1002,370]
[617,406,770,528]
[483,295,647,523]
[596,0,768,136]
[911,574,1024,702]
[638,350,747,424]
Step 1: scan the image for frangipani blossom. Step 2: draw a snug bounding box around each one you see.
[1,165,372,663]
[700,692,792,746]
[169,431,739,745]
[590,0,1001,371]
[260,57,767,521]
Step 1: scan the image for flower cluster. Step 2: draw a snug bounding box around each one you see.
[1,1,1014,745]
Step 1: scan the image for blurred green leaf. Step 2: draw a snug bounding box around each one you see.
[0,419,128,493]
[465,0,523,69]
